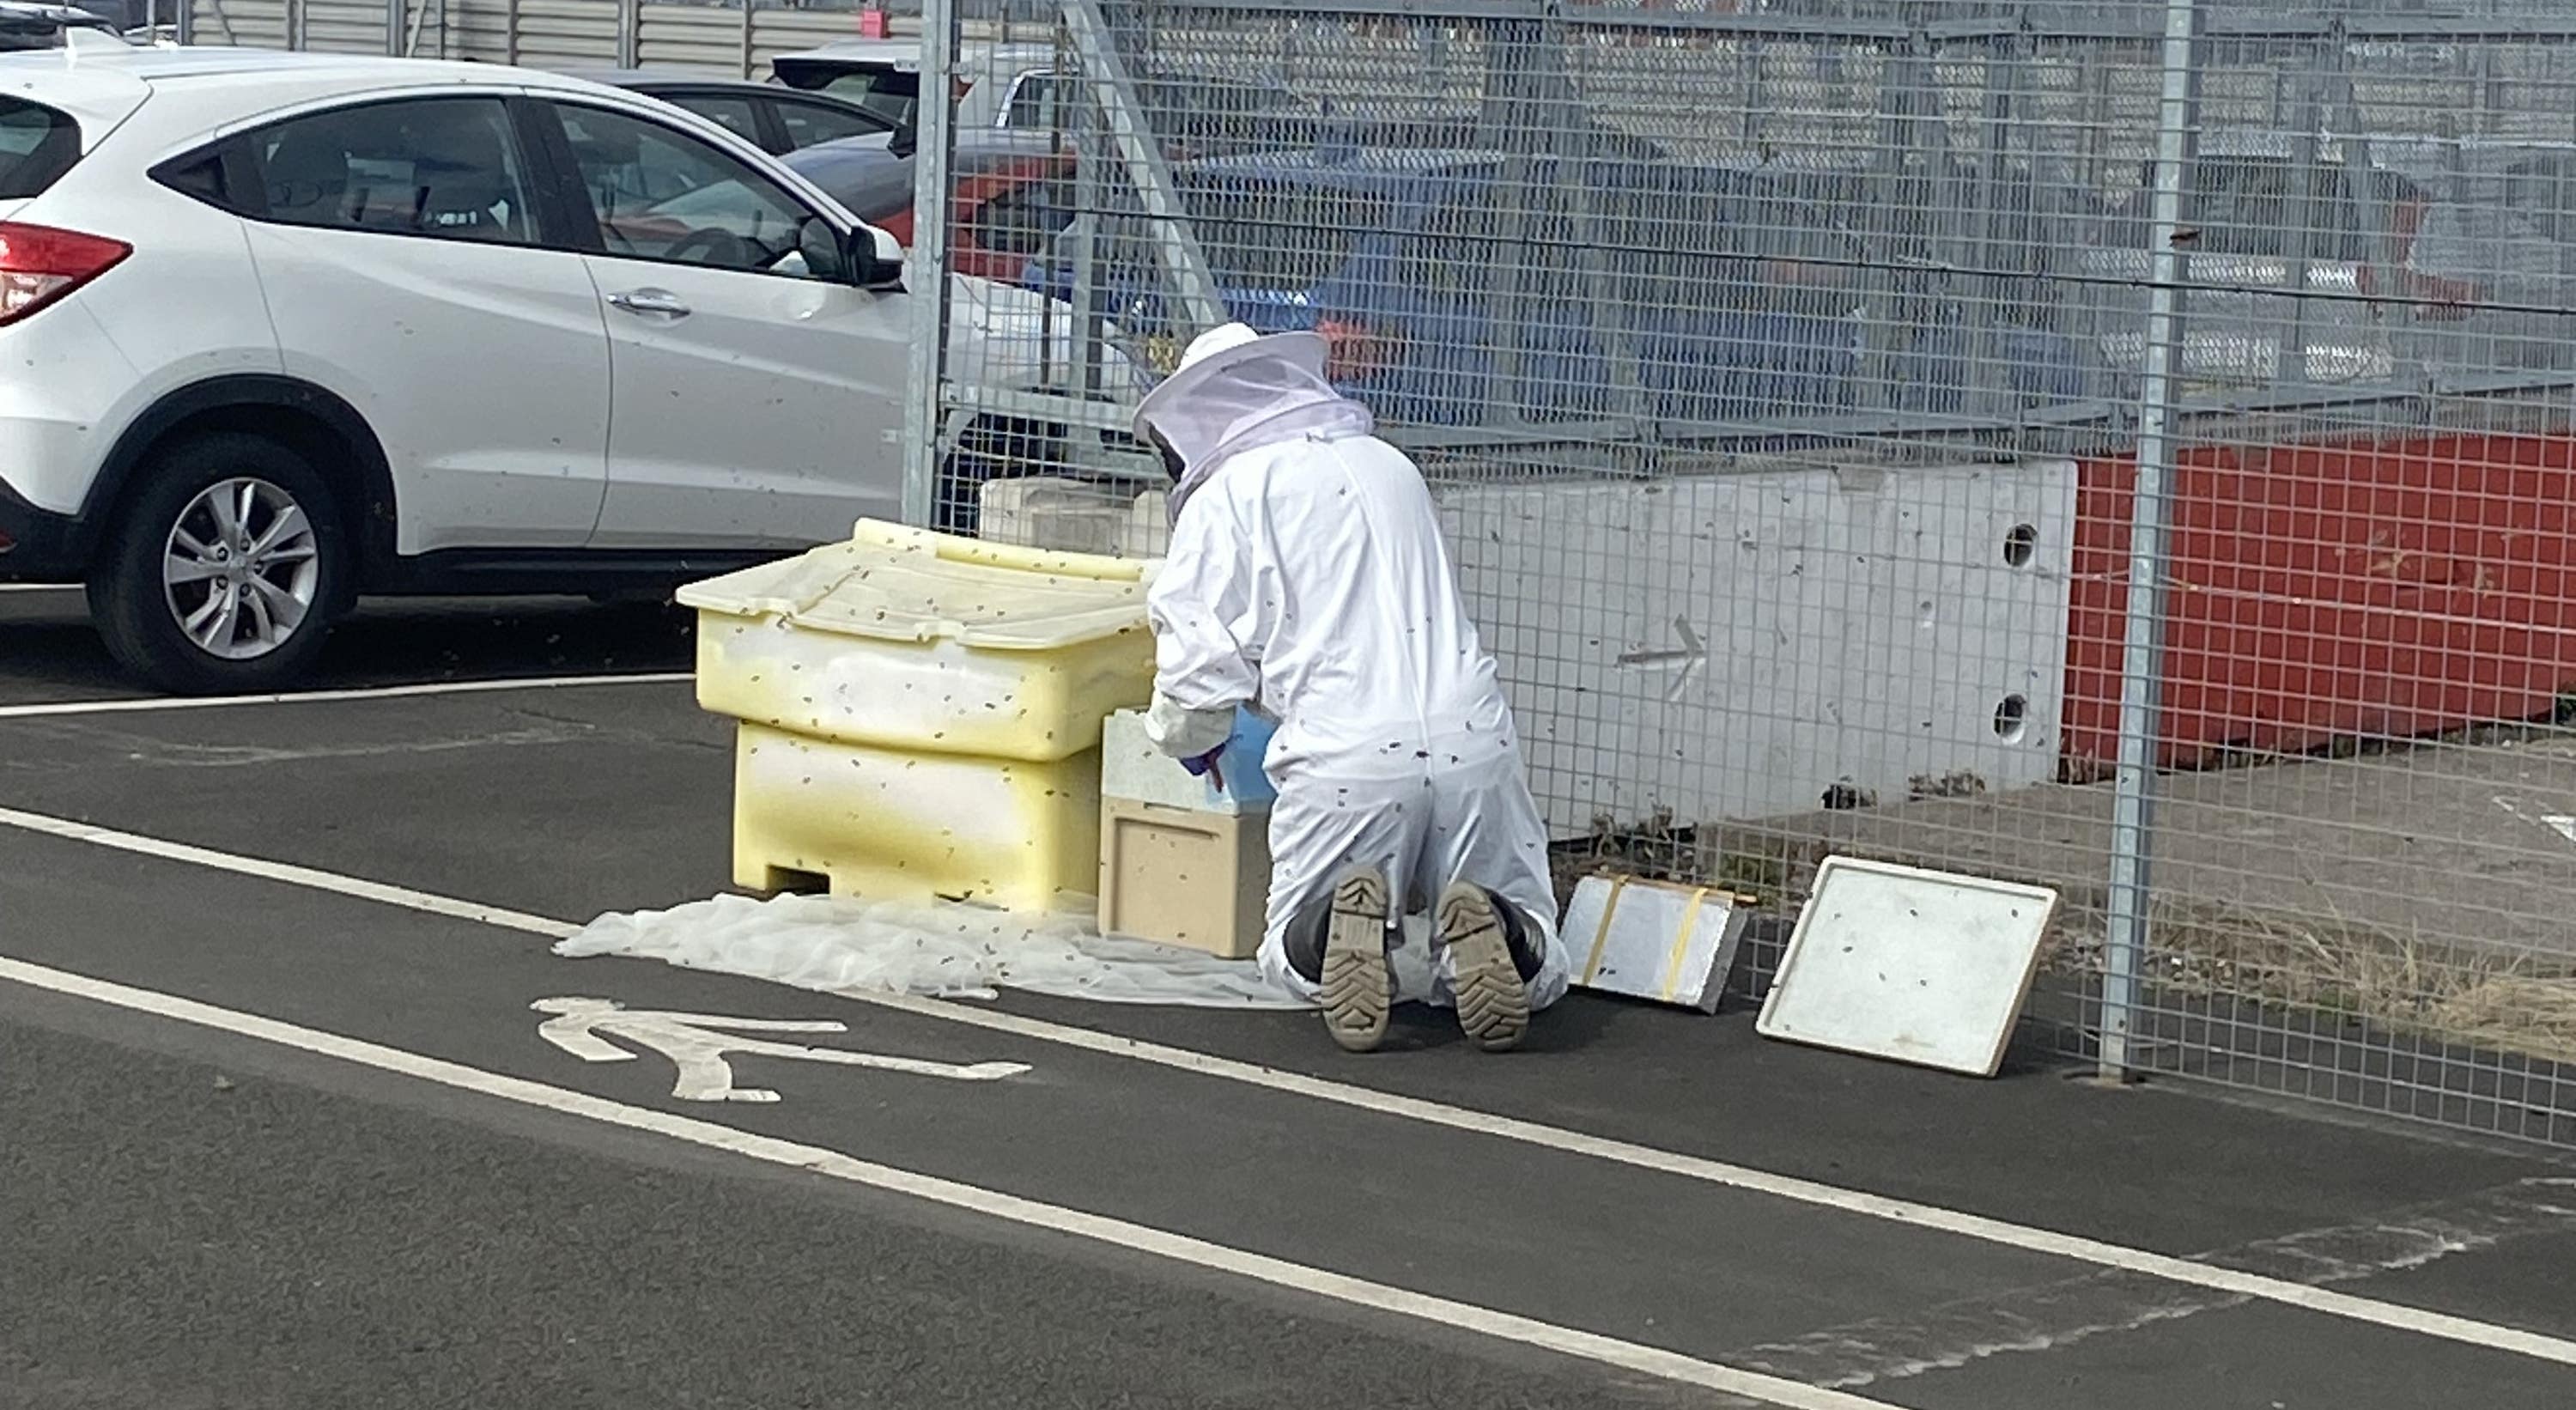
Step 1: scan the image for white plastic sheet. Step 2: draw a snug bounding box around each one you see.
[557,891,1310,1008]
[557,891,1446,1010]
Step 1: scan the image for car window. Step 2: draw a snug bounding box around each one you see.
[2190,158,2372,260]
[1605,167,1857,313]
[2501,155,2576,247]
[1137,76,1301,151]
[0,98,78,200]
[0,12,115,50]
[244,98,537,246]
[549,103,822,277]
[1003,72,1060,131]
[665,94,764,148]
[782,67,920,130]
[968,173,1074,258]
[774,97,887,151]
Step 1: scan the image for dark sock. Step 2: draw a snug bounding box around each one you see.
[1282,891,1334,985]
[1485,890,1546,982]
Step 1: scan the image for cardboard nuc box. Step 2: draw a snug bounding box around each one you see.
[1097,708,1274,959]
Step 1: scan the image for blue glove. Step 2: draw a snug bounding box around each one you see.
[1178,744,1227,793]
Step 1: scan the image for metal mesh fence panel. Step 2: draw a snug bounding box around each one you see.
[183,0,2576,1142]
[908,0,2576,1146]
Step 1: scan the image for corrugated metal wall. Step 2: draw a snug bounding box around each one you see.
[183,0,881,77]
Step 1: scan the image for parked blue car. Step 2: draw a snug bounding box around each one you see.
[1025,145,2082,432]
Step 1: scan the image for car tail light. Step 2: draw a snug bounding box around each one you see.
[0,223,131,328]
[1317,316,1397,381]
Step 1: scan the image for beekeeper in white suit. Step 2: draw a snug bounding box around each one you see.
[1134,321,1572,1054]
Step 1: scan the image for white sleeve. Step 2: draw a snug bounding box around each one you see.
[1143,692,1234,758]
[1143,494,1261,757]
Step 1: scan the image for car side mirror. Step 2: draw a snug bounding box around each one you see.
[846,225,906,289]
[889,124,918,159]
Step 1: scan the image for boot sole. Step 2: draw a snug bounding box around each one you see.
[1437,883,1530,1053]
[1321,868,1393,1054]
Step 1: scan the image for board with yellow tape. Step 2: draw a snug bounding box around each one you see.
[1559,872,1754,1013]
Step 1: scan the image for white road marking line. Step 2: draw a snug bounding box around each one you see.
[6,804,2576,1370]
[532,996,1030,1102]
[815,996,2576,1368]
[0,672,691,720]
[0,953,1895,1410]
[0,806,577,935]
[1715,1175,2576,1389]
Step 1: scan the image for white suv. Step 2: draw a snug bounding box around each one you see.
[0,46,1141,692]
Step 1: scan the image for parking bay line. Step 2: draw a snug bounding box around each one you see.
[0,951,1897,1410]
[0,672,691,720]
[6,804,2575,1370]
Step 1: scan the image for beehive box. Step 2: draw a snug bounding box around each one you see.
[679,520,1157,909]
[1097,708,1276,957]
[1097,798,1270,959]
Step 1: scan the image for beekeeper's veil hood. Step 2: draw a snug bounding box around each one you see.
[1132,321,1374,522]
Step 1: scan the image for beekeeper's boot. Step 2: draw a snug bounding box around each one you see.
[1437,882,1540,1053]
[1285,866,1394,1054]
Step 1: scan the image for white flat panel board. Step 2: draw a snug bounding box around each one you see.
[1437,459,2077,835]
[1755,855,2059,1077]
[1560,872,1751,1014]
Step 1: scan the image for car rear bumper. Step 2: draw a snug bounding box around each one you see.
[0,474,86,580]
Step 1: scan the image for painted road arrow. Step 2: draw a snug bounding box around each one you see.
[532,997,1031,1103]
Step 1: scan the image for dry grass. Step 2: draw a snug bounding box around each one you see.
[2062,896,2576,1066]
[1551,808,2576,1067]
[1546,808,1829,914]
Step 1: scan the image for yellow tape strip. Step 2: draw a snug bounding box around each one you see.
[1659,888,1711,1002]
[1579,876,1627,986]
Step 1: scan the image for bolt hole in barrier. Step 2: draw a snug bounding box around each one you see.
[1993,694,2030,744]
[2002,521,2038,568]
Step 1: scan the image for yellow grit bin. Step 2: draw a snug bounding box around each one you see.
[677,520,1158,911]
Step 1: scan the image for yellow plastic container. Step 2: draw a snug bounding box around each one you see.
[678,520,1157,909]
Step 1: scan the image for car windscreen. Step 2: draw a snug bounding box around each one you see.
[775,62,919,129]
[0,98,79,199]
[2188,158,2379,260]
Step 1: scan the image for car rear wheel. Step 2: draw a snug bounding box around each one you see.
[90,433,346,696]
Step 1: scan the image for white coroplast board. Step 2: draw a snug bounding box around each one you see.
[1560,872,1752,1013]
[1755,855,2060,1077]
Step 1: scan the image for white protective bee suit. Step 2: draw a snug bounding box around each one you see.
[1133,324,1572,1012]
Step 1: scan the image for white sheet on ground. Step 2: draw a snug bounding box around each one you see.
[556,892,1442,1010]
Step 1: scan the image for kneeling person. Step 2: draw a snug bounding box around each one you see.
[1133,323,1571,1052]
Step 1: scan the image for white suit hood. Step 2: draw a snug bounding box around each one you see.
[1136,351,1374,523]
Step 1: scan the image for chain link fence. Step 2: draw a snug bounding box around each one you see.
[915,0,2576,1146]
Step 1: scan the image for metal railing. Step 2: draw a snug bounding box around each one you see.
[182,0,895,70]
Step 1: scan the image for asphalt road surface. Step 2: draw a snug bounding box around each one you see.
[3,593,2574,1410]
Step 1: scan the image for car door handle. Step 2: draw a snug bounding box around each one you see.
[607,289,691,319]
